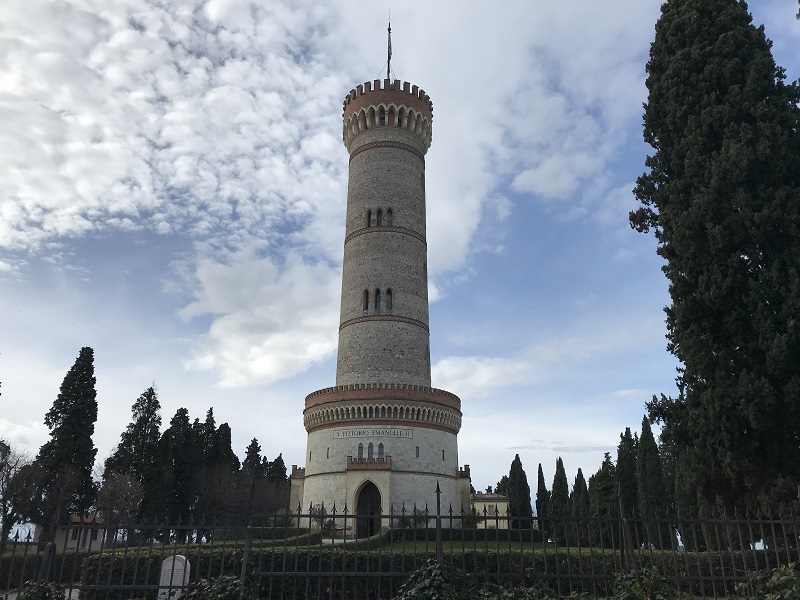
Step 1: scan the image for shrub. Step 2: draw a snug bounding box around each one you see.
[392,559,464,600]
[18,581,63,600]
[736,563,800,598]
[184,575,248,600]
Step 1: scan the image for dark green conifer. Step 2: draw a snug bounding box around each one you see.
[494,475,510,496]
[158,408,203,525]
[507,454,532,529]
[587,453,617,546]
[550,458,570,541]
[27,348,98,535]
[571,468,590,545]
[267,453,287,482]
[205,423,240,519]
[535,463,550,534]
[638,417,670,546]
[103,387,161,483]
[637,418,666,518]
[632,0,800,505]
[571,469,590,519]
[242,438,264,479]
[616,428,638,517]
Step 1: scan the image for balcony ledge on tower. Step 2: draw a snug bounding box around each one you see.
[346,456,392,471]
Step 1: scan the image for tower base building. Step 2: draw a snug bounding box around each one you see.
[291,77,471,537]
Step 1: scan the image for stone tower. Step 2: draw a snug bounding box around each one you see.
[290,78,471,537]
[336,80,433,387]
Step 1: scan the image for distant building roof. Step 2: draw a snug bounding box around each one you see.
[472,493,509,502]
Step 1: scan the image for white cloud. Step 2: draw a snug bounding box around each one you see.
[433,310,666,403]
[180,247,340,387]
[0,418,47,455]
[433,356,530,399]
[0,0,663,387]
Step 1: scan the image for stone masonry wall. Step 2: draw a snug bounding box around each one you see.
[336,127,431,386]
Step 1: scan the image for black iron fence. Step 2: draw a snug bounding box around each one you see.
[2,505,799,599]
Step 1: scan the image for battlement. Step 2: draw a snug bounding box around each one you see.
[342,79,433,151]
[291,465,306,479]
[343,79,432,116]
[458,465,471,479]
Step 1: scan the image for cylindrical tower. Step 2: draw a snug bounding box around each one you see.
[292,79,470,536]
[336,79,434,387]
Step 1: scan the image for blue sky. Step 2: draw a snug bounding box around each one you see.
[1,0,798,493]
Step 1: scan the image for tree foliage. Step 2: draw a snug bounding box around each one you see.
[494,475,510,497]
[104,387,161,482]
[507,454,532,529]
[0,439,29,550]
[588,453,617,518]
[21,348,99,534]
[571,468,590,520]
[632,0,800,505]
[617,428,638,516]
[637,418,666,520]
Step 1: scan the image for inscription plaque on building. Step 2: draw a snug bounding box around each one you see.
[333,428,413,439]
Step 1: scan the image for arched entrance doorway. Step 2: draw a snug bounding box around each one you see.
[355,481,382,539]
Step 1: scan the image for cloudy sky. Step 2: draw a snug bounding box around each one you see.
[1,0,798,492]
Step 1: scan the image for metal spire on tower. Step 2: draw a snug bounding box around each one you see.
[387,18,392,80]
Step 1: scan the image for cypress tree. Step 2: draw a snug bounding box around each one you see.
[242,438,264,479]
[495,475,510,496]
[240,438,265,514]
[200,408,217,457]
[535,463,550,535]
[638,417,669,547]
[103,387,161,486]
[571,468,590,546]
[637,418,666,519]
[588,453,617,517]
[587,453,617,546]
[550,458,570,541]
[632,0,800,505]
[29,347,98,535]
[158,408,203,525]
[506,454,532,529]
[267,453,287,482]
[616,428,638,517]
[205,423,240,519]
[571,468,590,519]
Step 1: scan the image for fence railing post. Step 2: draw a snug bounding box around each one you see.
[435,482,443,562]
[239,518,252,600]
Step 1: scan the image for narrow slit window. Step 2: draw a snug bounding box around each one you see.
[366,209,372,227]
[326,447,330,459]
[386,208,393,226]
[363,289,369,311]
[376,209,383,226]
[386,288,393,311]
[441,449,445,462]
[374,288,381,311]
[415,446,420,458]
[379,106,386,126]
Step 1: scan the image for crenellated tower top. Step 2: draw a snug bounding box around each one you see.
[342,79,433,152]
